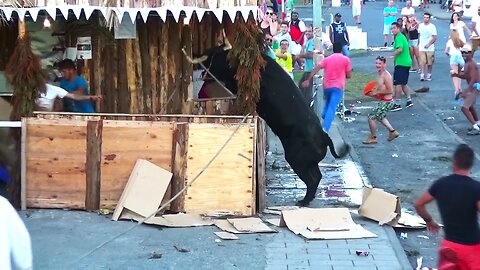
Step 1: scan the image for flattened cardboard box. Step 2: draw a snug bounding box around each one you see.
[279,207,377,240]
[358,188,426,229]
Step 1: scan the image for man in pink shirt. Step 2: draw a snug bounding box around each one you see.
[302,42,352,132]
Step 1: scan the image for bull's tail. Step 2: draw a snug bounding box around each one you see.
[326,134,350,159]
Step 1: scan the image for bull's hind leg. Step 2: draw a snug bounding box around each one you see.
[290,163,322,206]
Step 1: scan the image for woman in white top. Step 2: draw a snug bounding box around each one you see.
[449,12,471,43]
[445,29,465,99]
[36,83,102,111]
[450,0,463,13]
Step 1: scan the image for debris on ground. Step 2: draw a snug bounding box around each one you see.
[214,239,222,243]
[148,251,163,259]
[173,246,190,253]
[417,235,430,240]
[355,250,369,256]
[215,218,276,234]
[214,232,239,240]
[392,154,398,158]
[280,208,376,240]
[98,209,110,215]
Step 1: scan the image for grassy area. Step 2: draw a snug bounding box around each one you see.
[293,70,377,99]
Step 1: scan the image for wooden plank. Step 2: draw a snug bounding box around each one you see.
[139,21,152,114]
[184,123,255,215]
[133,27,145,113]
[100,120,174,209]
[148,19,159,114]
[125,39,137,113]
[25,119,88,209]
[118,40,130,113]
[158,20,169,113]
[21,118,27,210]
[170,123,188,212]
[85,120,103,211]
[256,118,266,212]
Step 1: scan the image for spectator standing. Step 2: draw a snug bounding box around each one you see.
[390,22,413,111]
[0,196,33,270]
[275,39,294,80]
[415,144,480,269]
[289,11,306,46]
[450,0,463,14]
[383,0,398,47]
[401,1,415,17]
[274,21,293,53]
[297,25,315,104]
[408,16,420,72]
[418,12,437,82]
[329,13,351,57]
[450,12,471,43]
[471,6,480,55]
[259,7,278,38]
[445,30,465,101]
[301,42,352,132]
[350,0,363,25]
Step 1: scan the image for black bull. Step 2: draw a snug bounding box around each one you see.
[195,48,350,206]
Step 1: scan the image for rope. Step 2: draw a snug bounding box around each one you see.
[181,48,236,98]
[70,113,250,266]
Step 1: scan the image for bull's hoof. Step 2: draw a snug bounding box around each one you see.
[296,199,310,207]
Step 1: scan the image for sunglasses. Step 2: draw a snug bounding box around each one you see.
[266,12,274,15]
[376,56,386,60]
[461,51,471,54]
[266,39,273,42]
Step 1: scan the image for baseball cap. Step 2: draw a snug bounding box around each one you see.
[461,44,472,53]
[335,13,342,17]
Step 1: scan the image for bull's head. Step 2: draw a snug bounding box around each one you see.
[183,29,232,64]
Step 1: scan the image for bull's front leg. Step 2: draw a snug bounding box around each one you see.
[289,161,322,206]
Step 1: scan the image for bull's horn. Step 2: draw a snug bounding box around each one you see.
[182,48,208,64]
[221,29,232,51]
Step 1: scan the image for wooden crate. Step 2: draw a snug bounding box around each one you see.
[22,113,266,215]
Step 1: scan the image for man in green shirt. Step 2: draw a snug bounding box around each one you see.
[389,22,413,112]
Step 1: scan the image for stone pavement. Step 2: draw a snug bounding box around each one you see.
[264,122,411,270]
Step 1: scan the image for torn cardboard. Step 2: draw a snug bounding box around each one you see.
[266,218,281,227]
[112,159,172,221]
[358,188,426,229]
[279,208,377,240]
[215,218,276,234]
[214,232,239,240]
[120,210,214,227]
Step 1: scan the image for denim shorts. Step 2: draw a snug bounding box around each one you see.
[450,54,465,66]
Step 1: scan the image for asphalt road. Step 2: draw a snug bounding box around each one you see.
[297,1,480,268]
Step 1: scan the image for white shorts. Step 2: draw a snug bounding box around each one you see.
[352,6,361,17]
[383,24,391,35]
[409,39,418,47]
[291,43,302,55]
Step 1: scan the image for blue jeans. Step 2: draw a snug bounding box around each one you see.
[342,45,351,58]
[322,88,343,132]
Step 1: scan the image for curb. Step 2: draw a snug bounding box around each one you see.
[332,121,412,269]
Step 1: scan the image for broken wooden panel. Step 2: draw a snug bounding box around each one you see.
[256,118,266,213]
[25,118,88,209]
[170,123,189,212]
[100,120,174,209]
[85,120,103,211]
[184,122,256,216]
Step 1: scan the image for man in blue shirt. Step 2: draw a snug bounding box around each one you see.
[58,59,96,113]
[298,25,315,105]
[383,0,398,47]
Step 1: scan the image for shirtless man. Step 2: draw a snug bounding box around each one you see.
[363,56,400,144]
[451,44,480,135]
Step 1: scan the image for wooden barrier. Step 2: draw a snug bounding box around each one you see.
[22,113,266,215]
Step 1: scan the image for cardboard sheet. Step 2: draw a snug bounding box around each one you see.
[358,188,427,228]
[112,159,172,221]
[358,188,400,226]
[120,211,214,227]
[279,208,377,240]
[214,232,239,240]
[266,218,281,227]
[227,217,276,233]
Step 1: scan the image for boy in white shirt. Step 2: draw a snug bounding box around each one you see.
[36,83,102,112]
[418,12,437,81]
[350,0,363,25]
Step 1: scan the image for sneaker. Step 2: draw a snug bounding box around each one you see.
[409,69,418,73]
[467,129,480,136]
[388,130,400,141]
[406,100,413,108]
[390,104,402,112]
[426,74,432,81]
[362,135,377,144]
[384,42,388,47]
[420,74,425,81]
[391,42,394,46]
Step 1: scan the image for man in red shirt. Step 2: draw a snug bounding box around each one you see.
[301,42,351,132]
[415,144,480,269]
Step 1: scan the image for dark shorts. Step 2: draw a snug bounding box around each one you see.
[393,65,410,86]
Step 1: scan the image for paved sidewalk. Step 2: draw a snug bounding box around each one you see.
[265,122,411,270]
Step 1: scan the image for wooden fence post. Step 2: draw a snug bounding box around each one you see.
[170,123,189,212]
[85,120,103,210]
